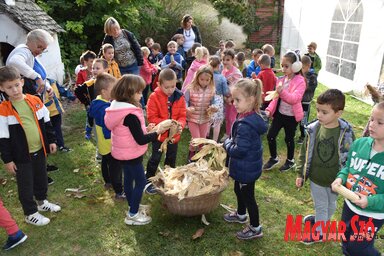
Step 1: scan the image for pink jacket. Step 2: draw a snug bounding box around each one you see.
[186,86,215,124]
[266,75,306,122]
[181,59,207,93]
[140,58,158,85]
[222,65,242,87]
[104,101,148,160]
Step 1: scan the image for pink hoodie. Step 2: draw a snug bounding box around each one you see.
[181,59,207,93]
[104,101,148,160]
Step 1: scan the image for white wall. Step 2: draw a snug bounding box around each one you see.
[281,0,384,97]
[0,15,65,84]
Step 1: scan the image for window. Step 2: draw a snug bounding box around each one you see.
[326,0,363,80]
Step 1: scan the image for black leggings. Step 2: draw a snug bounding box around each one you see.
[234,180,260,227]
[267,111,298,160]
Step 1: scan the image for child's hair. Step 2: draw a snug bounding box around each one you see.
[252,48,264,57]
[316,89,345,112]
[236,52,245,62]
[102,43,114,54]
[261,44,275,56]
[167,40,178,48]
[209,55,221,68]
[141,46,151,56]
[223,48,236,59]
[94,73,116,95]
[83,50,97,61]
[219,40,225,46]
[301,55,312,66]
[189,65,215,91]
[194,47,209,61]
[152,43,161,51]
[171,34,184,42]
[191,43,202,54]
[258,54,271,67]
[0,66,21,86]
[159,68,177,84]
[93,58,108,69]
[145,37,153,44]
[233,78,262,112]
[375,101,384,111]
[307,42,317,51]
[79,54,85,65]
[225,40,235,49]
[111,74,145,107]
[104,17,120,35]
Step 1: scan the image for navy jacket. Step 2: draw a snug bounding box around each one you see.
[224,112,268,183]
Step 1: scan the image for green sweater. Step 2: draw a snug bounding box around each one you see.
[337,137,384,213]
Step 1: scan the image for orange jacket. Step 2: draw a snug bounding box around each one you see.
[146,87,186,143]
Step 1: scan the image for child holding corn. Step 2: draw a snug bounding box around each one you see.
[296,89,355,244]
[331,101,384,256]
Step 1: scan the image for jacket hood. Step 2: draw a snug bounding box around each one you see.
[89,96,109,117]
[240,112,268,134]
[105,100,142,130]
[306,118,353,134]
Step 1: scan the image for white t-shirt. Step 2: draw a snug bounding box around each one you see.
[183,28,196,52]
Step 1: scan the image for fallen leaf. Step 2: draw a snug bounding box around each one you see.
[303,198,313,203]
[159,231,170,237]
[201,214,210,226]
[73,168,80,173]
[229,251,244,256]
[73,193,86,199]
[259,175,271,180]
[0,178,7,186]
[265,196,272,203]
[93,179,103,184]
[192,228,204,240]
[221,203,235,212]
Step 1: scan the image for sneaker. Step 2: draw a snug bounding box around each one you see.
[115,192,126,201]
[236,225,263,240]
[47,164,58,172]
[104,183,113,190]
[3,230,27,251]
[47,176,54,185]
[262,157,280,170]
[59,146,72,152]
[303,214,315,226]
[301,233,323,245]
[297,136,305,144]
[37,200,61,212]
[25,212,50,226]
[124,211,152,225]
[145,184,157,195]
[223,211,248,224]
[279,159,296,172]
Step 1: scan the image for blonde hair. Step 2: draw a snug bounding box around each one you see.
[233,78,263,112]
[104,17,120,35]
[194,47,209,61]
[111,74,145,107]
[262,44,275,56]
[141,46,150,56]
[258,54,271,67]
[188,65,215,92]
[95,73,116,95]
[102,43,114,54]
[167,40,178,48]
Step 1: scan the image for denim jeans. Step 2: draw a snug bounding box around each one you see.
[122,161,146,215]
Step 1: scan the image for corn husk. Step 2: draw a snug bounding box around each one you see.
[333,184,360,201]
[190,138,227,170]
[364,83,384,103]
[265,90,279,101]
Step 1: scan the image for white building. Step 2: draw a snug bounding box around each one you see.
[281,0,384,99]
[0,0,65,84]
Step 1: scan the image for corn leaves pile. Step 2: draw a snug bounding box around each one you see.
[150,138,228,200]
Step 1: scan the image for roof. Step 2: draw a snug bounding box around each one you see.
[0,0,65,34]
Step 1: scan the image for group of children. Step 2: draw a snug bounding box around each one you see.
[0,34,383,255]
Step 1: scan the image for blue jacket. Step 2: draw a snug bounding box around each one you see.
[89,97,111,140]
[246,60,261,78]
[161,52,185,79]
[224,112,268,183]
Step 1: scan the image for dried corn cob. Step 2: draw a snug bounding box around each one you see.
[333,184,360,202]
[265,90,279,101]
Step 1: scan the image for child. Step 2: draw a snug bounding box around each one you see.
[297,55,318,144]
[185,65,217,161]
[257,54,277,110]
[75,58,108,140]
[145,69,187,194]
[236,52,248,78]
[223,78,268,240]
[101,43,121,79]
[139,46,159,107]
[161,41,185,90]
[144,37,155,63]
[222,49,243,141]
[149,43,163,65]
[0,66,61,226]
[172,34,186,62]
[104,74,169,225]
[224,40,235,50]
[182,46,209,92]
[185,42,202,73]
[76,50,96,86]
[89,73,125,199]
[263,50,306,172]
[305,42,322,74]
[246,49,263,78]
[296,89,355,244]
[331,102,384,255]
[209,56,230,142]
[0,198,27,250]
[215,40,225,57]
[262,44,276,71]
[75,53,85,76]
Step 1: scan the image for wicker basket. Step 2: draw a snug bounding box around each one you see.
[157,186,227,217]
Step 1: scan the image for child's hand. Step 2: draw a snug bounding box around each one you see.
[177,122,183,133]
[353,193,368,208]
[331,178,343,192]
[265,110,270,117]
[5,162,17,176]
[276,83,283,93]
[169,61,176,67]
[49,143,57,154]
[295,178,303,188]
[187,107,195,113]
[224,96,232,105]
[251,72,257,79]
[147,123,156,132]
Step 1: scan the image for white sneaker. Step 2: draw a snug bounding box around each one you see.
[37,200,61,212]
[25,212,50,226]
[124,211,152,225]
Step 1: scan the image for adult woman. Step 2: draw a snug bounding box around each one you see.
[101,17,143,75]
[176,15,202,54]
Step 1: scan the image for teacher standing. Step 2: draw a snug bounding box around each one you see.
[176,15,202,55]
[101,17,143,75]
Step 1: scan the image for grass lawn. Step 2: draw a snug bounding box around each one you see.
[0,83,383,255]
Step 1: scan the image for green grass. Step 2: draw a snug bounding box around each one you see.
[0,83,382,255]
